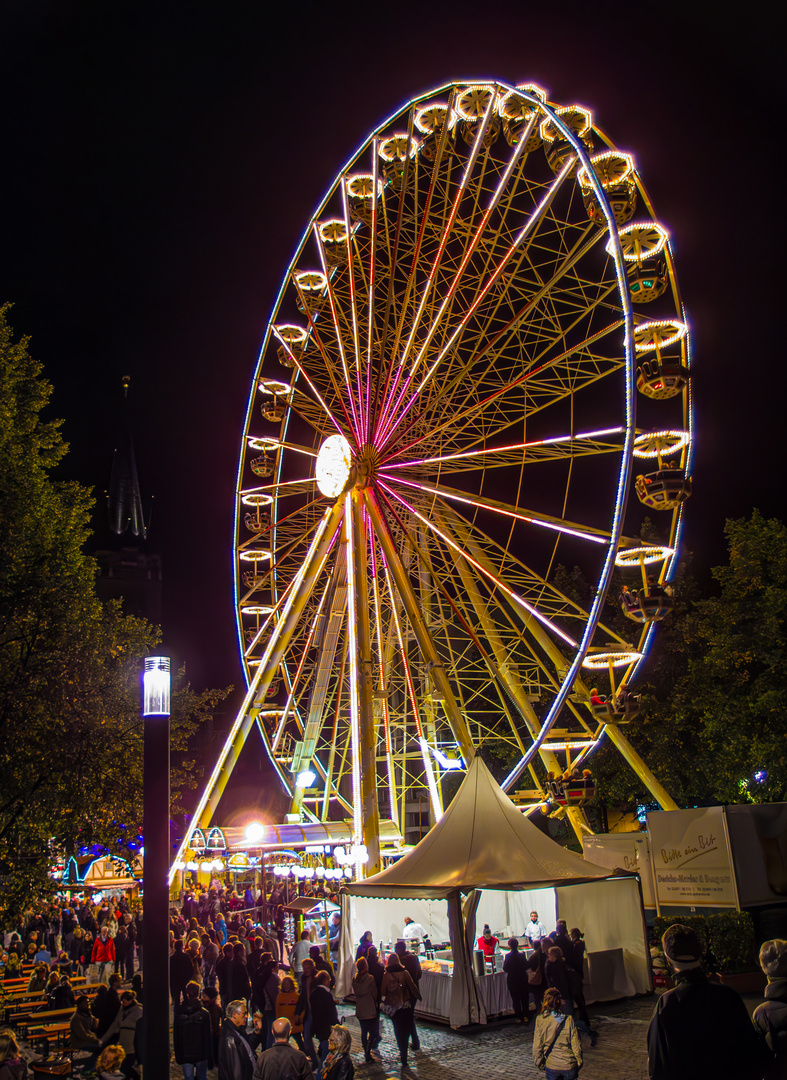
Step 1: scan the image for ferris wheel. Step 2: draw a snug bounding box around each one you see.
[181,80,693,876]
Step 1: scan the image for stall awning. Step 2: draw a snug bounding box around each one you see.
[223,818,402,852]
[344,757,617,899]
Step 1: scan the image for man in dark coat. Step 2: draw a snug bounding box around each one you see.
[253,1018,313,1080]
[174,981,214,1080]
[171,938,197,1007]
[395,940,423,1050]
[308,945,335,990]
[307,971,338,1068]
[217,1000,263,1080]
[503,937,530,1023]
[647,923,769,1080]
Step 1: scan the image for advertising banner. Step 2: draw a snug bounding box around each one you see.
[647,807,736,908]
[582,832,656,908]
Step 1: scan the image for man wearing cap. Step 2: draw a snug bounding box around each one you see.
[647,923,768,1079]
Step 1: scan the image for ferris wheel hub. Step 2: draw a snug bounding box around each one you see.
[353,444,380,488]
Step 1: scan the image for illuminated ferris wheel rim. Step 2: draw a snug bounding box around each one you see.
[231,77,691,820]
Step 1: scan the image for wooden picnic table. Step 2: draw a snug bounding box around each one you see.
[5,986,99,1025]
[18,1009,76,1035]
[3,975,87,994]
[27,1021,72,1052]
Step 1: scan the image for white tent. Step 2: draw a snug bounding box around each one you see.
[340,757,649,1026]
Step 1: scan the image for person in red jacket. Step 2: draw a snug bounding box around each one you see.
[91,926,116,982]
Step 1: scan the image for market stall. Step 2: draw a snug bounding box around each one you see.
[339,757,650,1026]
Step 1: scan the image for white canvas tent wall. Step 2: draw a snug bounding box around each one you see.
[340,757,649,1026]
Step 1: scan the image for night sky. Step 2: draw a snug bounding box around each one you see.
[2,4,784,803]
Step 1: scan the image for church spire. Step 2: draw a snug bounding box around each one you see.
[107,375,147,539]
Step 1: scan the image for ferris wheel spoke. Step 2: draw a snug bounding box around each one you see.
[376,149,586,444]
[383,313,625,468]
[378,204,605,451]
[419,280,622,435]
[378,551,443,823]
[339,184,368,443]
[380,473,612,546]
[379,480,579,652]
[379,119,538,434]
[393,92,503,383]
[378,92,462,434]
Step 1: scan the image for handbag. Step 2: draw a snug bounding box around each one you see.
[527,962,543,985]
[537,1017,566,1071]
[380,1002,400,1018]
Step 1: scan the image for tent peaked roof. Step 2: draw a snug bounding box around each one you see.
[346,756,615,899]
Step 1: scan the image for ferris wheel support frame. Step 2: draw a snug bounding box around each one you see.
[349,490,382,875]
[454,518,677,814]
[601,722,679,811]
[449,542,594,841]
[363,487,476,764]
[169,500,346,880]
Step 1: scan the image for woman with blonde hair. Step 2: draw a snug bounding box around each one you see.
[96,1045,126,1080]
[532,987,582,1079]
[0,1030,28,1080]
[318,1025,353,1080]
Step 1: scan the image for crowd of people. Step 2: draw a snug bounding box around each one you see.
[2,892,787,1080]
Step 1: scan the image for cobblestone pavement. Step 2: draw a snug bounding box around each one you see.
[24,990,762,1080]
[335,997,654,1080]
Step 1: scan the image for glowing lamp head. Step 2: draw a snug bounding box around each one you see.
[296,769,317,789]
[244,822,266,843]
[316,434,352,498]
[143,656,171,717]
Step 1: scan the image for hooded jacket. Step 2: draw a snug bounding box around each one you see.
[753,976,787,1080]
[173,998,214,1067]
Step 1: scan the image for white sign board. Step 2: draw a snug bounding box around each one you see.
[582,833,655,908]
[647,806,736,908]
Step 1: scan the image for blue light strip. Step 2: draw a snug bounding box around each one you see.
[501,95,636,793]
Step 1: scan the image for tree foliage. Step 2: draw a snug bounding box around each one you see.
[592,511,787,812]
[0,307,230,919]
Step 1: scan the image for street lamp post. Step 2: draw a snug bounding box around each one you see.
[142,655,171,1080]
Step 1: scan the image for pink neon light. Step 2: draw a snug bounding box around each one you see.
[376,102,533,446]
[271,328,348,441]
[313,224,363,445]
[339,183,368,444]
[384,426,624,470]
